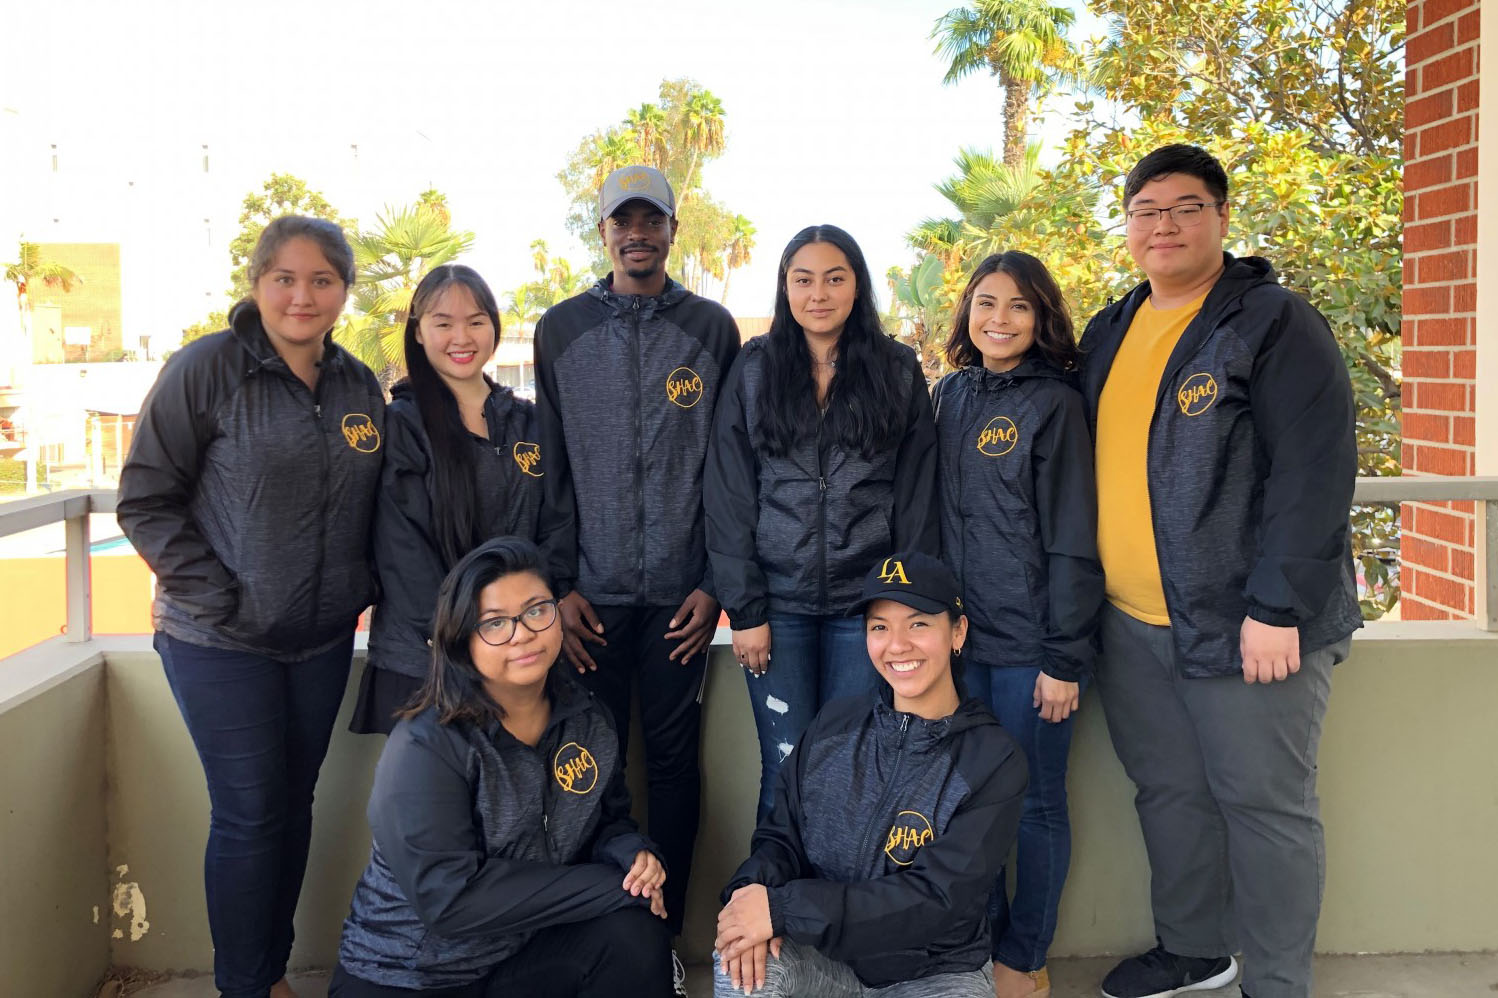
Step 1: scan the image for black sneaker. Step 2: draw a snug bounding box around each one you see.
[1100,940,1238,998]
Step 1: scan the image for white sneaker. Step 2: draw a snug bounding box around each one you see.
[672,949,689,996]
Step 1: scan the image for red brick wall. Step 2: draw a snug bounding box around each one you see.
[1401,0,1481,619]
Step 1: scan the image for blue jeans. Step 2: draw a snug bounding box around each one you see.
[156,631,354,998]
[966,661,1080,973]
[746,612,876,821]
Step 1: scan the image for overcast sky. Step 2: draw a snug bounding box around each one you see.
[0,0,1108,336]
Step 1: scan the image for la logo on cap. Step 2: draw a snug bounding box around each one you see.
[878,558,910,585]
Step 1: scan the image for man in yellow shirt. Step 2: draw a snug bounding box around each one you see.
[1078,145,1361,998]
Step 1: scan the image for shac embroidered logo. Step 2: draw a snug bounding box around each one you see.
[340,413,381,453]
[1177,373,1219,416]
[976,415,1018,457]
[553,742,599,795]
[884,810,936,866]
[513,441,543,478]
[667,366,705,408]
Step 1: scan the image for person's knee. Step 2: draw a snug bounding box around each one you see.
[587,907,671,980]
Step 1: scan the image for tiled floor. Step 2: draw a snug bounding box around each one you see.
[123,952,1498,997]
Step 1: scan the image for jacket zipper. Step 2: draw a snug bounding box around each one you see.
[815,409,828,612]
[631,298,646,592]
[309,386,329,640]
[855,713,910,867]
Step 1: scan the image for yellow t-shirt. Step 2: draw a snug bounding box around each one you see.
[1095,293,1207,625]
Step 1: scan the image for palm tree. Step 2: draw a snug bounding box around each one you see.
[586,132,644,191]
[502,285,542,339]
[677,90,726,199]
[932,0,1079,167]
[624,103,670,171]
[720,214,757,305]
[4,242,80,375]
[909,145,1047,262]
[336,202,475,382]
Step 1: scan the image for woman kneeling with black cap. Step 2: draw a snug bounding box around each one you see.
[713,552,1029,997]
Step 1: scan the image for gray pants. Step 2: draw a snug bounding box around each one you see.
[712,940,993,997]
[1095,603,1348,998]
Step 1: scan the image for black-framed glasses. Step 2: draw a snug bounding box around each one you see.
[1125,201,1225,230]
[475,599,559,645]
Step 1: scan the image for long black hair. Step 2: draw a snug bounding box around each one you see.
[944,251,1077,373]
[754,225,907,460]
[403,536,556,725]
[400,264,503,568]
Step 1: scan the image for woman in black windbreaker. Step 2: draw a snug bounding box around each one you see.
[713,552,1027,998]
[117,216,385,998]
[332,537,672,997]
[351,264,544,735]
[932,251,1104,998]
[704,225,939,821]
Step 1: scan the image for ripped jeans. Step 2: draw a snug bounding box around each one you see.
[745,612,877,823]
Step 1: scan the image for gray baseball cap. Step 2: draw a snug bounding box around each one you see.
[598,165,676,220]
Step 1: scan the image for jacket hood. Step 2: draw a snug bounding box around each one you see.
[1101,253,1278,328]
[228,300,343,372]
[587,275,690,315]
[960,355,1071,392]
[872,681,999,748]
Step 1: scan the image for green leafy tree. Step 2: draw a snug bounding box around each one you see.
[502,240,593,337]
[336,199,475,384]
[556,78,750,297]
[886,254,956,381]
[932,0,1081,167]
[179,309,229,349]
[4,241,81,305]
[919,0,1403,615]
[227,174,346,301]
[720,214,757,306]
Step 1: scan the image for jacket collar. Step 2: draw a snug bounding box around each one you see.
[481,668,595,744]
[960,355,1070,393]
[228,301,344,376]
[870,681,996,749]
[587,274,689,318]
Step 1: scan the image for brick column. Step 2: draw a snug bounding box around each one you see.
[1401,0,1480,619]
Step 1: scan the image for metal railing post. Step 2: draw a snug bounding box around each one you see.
[63,504,93,643]
[1480,499,1497,632]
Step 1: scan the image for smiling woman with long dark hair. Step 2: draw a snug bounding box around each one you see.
[351,264,545,736]
[333,537,672,997]
[704,224,940,821]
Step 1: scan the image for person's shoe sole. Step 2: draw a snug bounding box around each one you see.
[1100,955,1239,998]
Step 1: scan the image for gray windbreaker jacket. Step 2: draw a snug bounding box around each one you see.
[533,276,740,606]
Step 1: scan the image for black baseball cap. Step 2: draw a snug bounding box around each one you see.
[849,552,964,617]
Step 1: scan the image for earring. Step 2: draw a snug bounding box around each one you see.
[952,646,962,658]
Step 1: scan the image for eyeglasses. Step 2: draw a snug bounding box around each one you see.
[1125,201,1224,230]
[474,599,559,645]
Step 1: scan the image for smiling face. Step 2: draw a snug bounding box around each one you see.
[469,571,562,706]
[599,200,677,294]
[415,283,497,389]
[864,599,967,718]
[1125,173,1230,297]
[785,241,856,341]
[251,236,349,353]
[966,269,1035,373]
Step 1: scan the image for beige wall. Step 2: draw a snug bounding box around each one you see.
[4,626,1497,993]
[0,653,110,998]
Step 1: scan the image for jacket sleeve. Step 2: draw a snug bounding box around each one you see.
[588,719,665,874]
[891,355,941,557]
[1244,294,1358,626]
[721,722,814,899]
[1032,390,1105,681]
[116,347,237,623]
[369,727,646,939]
[371,407,446,661]
[696,313,743,599]
[764,740,1027,962]
[532,314,580,597]
[704,353,768,629]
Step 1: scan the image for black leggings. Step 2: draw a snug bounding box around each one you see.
[329,907,672,997]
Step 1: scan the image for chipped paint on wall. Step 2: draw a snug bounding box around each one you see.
[110,865,150,942]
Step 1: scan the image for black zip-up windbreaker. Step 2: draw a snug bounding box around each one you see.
[704,337,940,628]
[933,360,1103,682]
[723,687,1027,988]
[117,303,385,660]
[367,382,544,678]
[534,276,740,605]
[1079,254,1362,677]
[338,673,659,990]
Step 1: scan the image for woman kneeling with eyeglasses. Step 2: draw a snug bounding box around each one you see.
[713,552,1029,997]
[331,537,673,997]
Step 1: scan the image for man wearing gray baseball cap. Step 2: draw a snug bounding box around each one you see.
[534,164,742,995]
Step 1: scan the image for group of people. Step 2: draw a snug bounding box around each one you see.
[117,142,1360,998]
